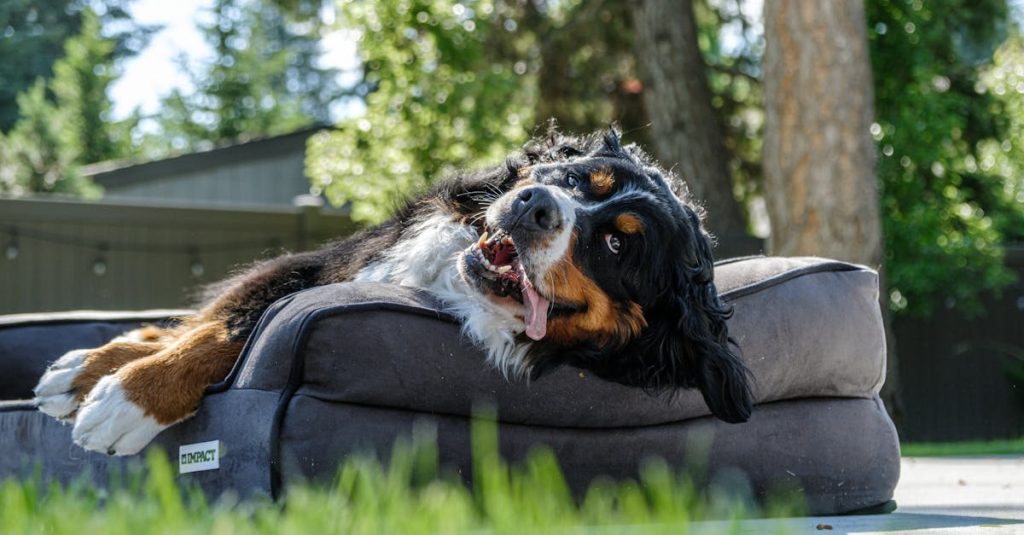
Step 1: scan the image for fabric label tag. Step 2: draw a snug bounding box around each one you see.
[179,440,220,474]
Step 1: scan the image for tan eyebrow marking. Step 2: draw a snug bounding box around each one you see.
[590,167,615,195]
[615,213,645,234]
[514,166,535,188]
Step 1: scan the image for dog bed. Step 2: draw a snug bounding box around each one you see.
[0,256,899,515]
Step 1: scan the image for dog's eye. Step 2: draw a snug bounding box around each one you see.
[604,233,622,255]
[566,172,580,188]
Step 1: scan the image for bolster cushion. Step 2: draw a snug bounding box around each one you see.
[231,256,886,426]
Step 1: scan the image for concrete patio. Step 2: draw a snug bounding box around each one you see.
[696,455,1024,534]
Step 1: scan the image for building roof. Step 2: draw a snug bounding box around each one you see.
[82,126,327,189]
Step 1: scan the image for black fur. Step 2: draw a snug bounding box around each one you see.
[522,129,753,423]
[200,127,753,422]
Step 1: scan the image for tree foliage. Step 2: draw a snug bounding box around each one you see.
[528,0,648,147]
[157,0,342,152]
[0,0,152,133]
[308,0,677,224]
[309,0,765,229]
[0,82,98,197]
[980,35,1024,234]
[868,0,1022,315]
[696,0,765,223]
[0,8,130,197]
[308,0,538,223]
[51,8,138,165]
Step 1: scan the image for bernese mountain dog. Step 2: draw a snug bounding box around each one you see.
[33,128,753,456]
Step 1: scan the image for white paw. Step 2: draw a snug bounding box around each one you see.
[72,375,169,456]
[34,348,90,420]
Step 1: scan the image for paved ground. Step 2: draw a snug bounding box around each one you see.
[695,456,1024,534]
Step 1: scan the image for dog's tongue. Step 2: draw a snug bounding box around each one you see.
[519,267,549,341]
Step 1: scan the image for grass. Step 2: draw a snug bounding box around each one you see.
[0,417,801,534]
[901,437,1024,457]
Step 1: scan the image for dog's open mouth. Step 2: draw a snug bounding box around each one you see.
[466,229,550,341]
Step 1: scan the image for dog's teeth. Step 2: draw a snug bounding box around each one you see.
[478,231,489,248]
[497,265,512,273]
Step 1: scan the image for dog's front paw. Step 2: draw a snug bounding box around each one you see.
[34,348,91,420]
[72,374,168,456]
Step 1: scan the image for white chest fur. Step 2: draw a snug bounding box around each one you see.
[353,213,533,377]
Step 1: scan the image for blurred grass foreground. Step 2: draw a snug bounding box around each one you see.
[0,418,800,534]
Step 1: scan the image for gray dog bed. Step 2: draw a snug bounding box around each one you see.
[0,256,899,515]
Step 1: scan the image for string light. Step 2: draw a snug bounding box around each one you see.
[4,228,17,261]
[0,225,283,276]
[92,243,108,276]
[189,247,205,278]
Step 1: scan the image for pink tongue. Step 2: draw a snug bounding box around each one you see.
[520,273,549,341]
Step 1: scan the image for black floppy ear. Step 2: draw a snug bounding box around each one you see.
[651,207,753,423]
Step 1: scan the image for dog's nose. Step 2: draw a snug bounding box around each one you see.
[514,187,562,232]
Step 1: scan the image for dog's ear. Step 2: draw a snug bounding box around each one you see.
[593,126,622,156]
[645,207,753,423]
[601,127,623,154]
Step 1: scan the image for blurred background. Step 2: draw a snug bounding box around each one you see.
[0,0,1022,442]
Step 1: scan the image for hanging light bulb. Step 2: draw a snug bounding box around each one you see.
[93,243,108,276]
[189,247,205,277]
[4,228,17,260]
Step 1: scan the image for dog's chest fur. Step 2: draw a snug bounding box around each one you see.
[353,211,533,377]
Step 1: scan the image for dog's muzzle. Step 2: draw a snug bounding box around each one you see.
[459,185,577,342]
[508,186,562,232]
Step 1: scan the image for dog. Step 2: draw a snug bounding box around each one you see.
[33,128,753,456]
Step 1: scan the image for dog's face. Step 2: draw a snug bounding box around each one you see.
[457,131,753,423]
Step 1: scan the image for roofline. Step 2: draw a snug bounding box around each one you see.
[83,126,329,189]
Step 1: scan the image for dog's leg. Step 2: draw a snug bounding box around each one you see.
[64,253,321,455]
[34,326,173,420]
[70,320,242,456]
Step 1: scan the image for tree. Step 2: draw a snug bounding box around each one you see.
[0,0,152,133]
[978,35,1024,238]
[308,0,535,223]
[312,0,758,228]
[867,0,1019,317]
[633,0,749,243]
[0,81,98,197]
[763,0,904,421]
[524,0,650,149]
[0,7,129,196]
[0,0,82,132]
[158,0,341,151]
[51,8,137,164]
[763,2,881,263]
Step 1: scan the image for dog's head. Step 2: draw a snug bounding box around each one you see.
[457,128,753,423]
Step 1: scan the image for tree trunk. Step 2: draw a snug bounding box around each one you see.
[632,0,750,249]
[763,0,903,424]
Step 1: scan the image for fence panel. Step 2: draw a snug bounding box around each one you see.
[894,246,1024,441]
[0,197,356,314]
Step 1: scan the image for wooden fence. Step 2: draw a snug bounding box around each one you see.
[0,197,357,314]
[894,246,1024,441]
